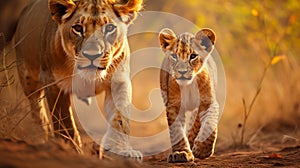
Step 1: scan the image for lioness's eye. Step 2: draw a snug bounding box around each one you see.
[72,25,84,35]
[105,24,116,33]
[190,54,198,60]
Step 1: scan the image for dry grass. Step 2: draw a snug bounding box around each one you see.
[0,41,83,155]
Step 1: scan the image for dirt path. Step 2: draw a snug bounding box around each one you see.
[146,147,300,167]
[1,138,299,168]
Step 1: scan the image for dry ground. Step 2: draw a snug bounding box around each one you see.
[0,136,299,168]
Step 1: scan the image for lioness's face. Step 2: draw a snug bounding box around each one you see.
[60,6,127,80]
[49,0,143,80]
[159,28,216,85]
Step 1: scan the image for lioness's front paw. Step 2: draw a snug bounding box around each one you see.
[168,151,194,163]
[119,149,143,162]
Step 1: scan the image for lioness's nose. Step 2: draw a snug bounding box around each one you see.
[82,43,103,61]
[82,50,103,61]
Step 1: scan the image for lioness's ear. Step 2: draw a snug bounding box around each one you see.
[48,0,76,24]
[113,0,143,24]
[159,28,176,50]
[195,28,216,53]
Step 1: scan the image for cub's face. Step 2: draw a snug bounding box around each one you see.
[49,0,143,80]
[159,28,216,85]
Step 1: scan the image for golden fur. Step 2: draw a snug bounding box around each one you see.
[159,28,219,162]
[14,0,143,158]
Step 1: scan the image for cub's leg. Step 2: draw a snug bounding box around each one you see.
[191,72,219,159]
[167,106,194,163]
[192,100,218,159]
[192,127,217,159]
[101,87,142,160]
[187,111,217,159]
[44,84,81,148]
[186,111,200,149]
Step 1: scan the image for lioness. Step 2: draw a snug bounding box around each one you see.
[14,0,143,159]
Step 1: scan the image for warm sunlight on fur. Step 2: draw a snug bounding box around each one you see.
[159,28,219,162]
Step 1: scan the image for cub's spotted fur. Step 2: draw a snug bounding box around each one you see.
[159,28,219,163]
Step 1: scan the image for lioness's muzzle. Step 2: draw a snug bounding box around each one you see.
[78,50,105,70]
[78,38,106,70]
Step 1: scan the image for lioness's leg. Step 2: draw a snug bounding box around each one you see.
[17,63,51,139]
[101,87,142,160]
[44,85,81,147]
[26,90,51,140]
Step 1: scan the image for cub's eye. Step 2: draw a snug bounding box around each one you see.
[105,24,116,33]
[72,25,84,34]
[190,54,198,60]
[170,53,177,60]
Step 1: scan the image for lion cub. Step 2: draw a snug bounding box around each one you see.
[159,28,219,162]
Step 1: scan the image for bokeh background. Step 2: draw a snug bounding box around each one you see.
[132,0,300,151]
[0,0,299,155]
[145,0,300,146]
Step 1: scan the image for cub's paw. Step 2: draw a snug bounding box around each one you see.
[192,143,213,159]
[119,149,143,162]
[167,151,194,163]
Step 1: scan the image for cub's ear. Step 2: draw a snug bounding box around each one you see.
[48,0,76,24]
[113,0,143,24]
[195,28,216,53]
[159,28,176,50]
